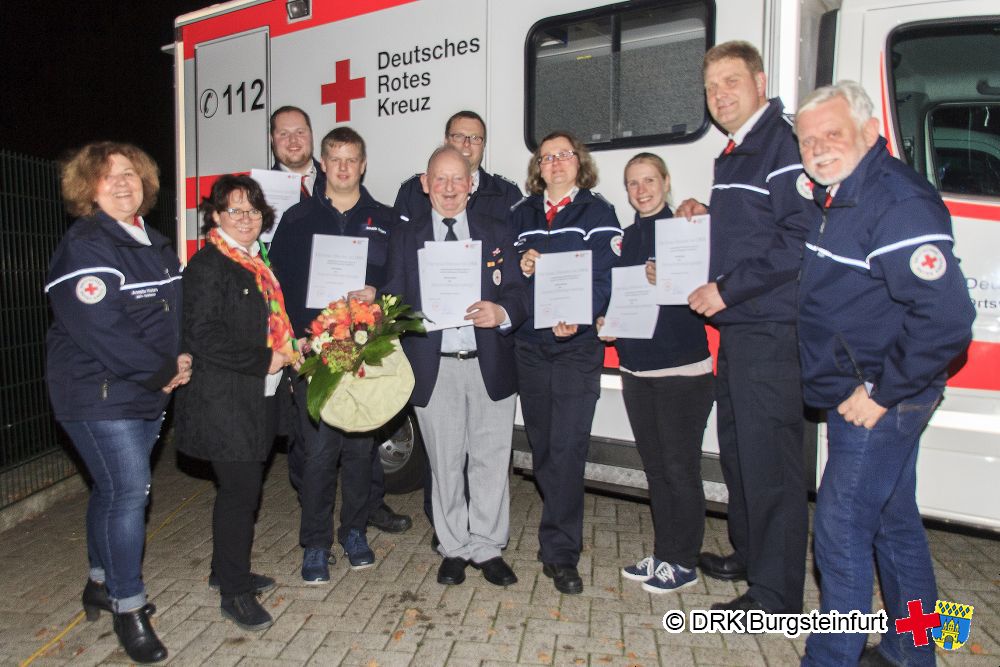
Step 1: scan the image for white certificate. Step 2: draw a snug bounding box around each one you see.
[418,240,482,331]
[305,235,368,309]
[599,265,659,339]
[533,250,593,328]
[655,215,711,305]
[250,168,303,243]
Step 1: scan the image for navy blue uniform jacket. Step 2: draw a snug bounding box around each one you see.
[267,186,399,336]
[708,98,815,325]
[45,212,182,421]
[798,137,974,409]
[613,210,710,372]
[394,167,523,224]
[510,189,622,344]
[380,212,528,407]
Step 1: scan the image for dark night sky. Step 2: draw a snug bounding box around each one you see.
[0,0,210,190]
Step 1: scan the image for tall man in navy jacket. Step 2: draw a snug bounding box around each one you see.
[269,127,403,580]
[394,110,522,225]
[381,145,527,587]
[676,41,813,614]
[796,81,974,667]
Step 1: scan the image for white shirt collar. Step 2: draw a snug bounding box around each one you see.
[216,226,260,256]
[729,101,770,146]
[471,169,480,194]
[116,217,151,246]
[431,209,470,242]
[544,186,579,207]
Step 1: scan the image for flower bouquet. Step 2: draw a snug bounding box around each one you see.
[297,295,425,432]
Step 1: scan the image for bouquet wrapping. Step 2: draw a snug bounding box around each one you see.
[297,295,424,432]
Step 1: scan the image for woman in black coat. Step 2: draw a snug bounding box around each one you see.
[174,175,297,631]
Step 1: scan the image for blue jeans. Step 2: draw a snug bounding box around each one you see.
[803,387,940,667]
[61,416,163,612]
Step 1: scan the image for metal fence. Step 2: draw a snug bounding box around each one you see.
[0,150,175,510]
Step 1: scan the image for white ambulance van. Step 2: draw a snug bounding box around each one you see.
[171,0,1000,530]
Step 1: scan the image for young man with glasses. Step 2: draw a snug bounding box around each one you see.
[394,110,523,225]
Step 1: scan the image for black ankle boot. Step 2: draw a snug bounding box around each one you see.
[221,591,274,631]
[82,579,156,621]
[113,608,167,663]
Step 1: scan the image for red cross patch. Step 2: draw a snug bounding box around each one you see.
[909,244,946,281]
[75,275,107,304]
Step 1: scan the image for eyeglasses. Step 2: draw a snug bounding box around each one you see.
[224,207,263,221]
[537,150,577,165]
[448,132,485,145]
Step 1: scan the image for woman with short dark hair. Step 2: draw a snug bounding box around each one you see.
[47,141,189,664]
[174,174,295,632]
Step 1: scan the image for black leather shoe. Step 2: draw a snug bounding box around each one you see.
[698,552,747,581]
[430,532,440,552]
[82,579,156,622]
[113,607,167,663]
[710,591,766,612]
[367,503,413,533]
[475,557,517,586]
[221,591,274,631]
[208,571,277,594]
[437,557,467,585]
[542,563,583,594]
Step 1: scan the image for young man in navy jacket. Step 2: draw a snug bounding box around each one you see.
[381,145,527,587]
[394,110,522,225]
[796,81,974,667]
[676,41,814,614]
[269,127,405,581]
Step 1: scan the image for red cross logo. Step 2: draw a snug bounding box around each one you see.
[895,599,941,647]
[321,59,366,122]
[921,254,938,269]
[83,282,99,295]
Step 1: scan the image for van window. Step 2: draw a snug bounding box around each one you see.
[526,1,711,151]
[888,21,1000,198]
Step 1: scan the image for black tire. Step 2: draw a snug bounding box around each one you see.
[377,409,427,494]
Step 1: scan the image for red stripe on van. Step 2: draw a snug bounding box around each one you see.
[879,57,895,157]
[185,172,251,210]
[945,200,1000,222]
[949,341,1000,391]
[180,0,416,59]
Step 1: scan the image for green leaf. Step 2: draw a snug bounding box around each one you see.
[306,367,344,422]
[297,356,321,378]
[360,337,394,365]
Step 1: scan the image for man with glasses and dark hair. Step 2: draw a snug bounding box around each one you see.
[268,126,405,582]
[394,110,523,224]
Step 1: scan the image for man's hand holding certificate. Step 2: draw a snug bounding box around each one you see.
[654,214,711,305]
[599,265,659,339]
[533,250,593,329]
[418,240,482,331]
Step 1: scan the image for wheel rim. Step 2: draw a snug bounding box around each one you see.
[379,417,415,475]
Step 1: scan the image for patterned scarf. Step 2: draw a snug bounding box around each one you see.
[207,228,297,361]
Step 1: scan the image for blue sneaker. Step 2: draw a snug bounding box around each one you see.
[342,529,375,569]
[641,561,698,594]
[301,547,330,584]
[622,556,660,582]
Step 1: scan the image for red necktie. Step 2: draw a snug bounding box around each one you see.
[300,175,311,198]
[131,215,143,228]
[824,193,833,209]
[721,139,736,156]
[545,196,571,228]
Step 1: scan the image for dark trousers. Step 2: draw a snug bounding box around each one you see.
[622,372,714,569]
[292,376,373,549]
[282,376,306,493]
[516,337,603,566]
[211,460,265,599]
[716,322,807,613]
[367,443,388,513]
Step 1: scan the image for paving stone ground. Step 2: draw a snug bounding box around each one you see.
[1,440,996,666]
